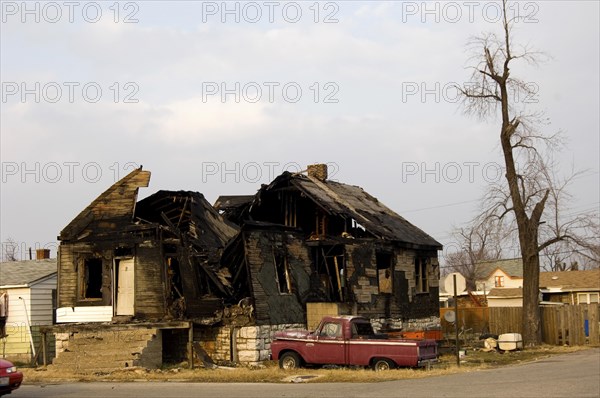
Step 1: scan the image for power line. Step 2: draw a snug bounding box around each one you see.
[400,199,480,214]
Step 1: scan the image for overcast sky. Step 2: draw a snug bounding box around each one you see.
[1,1,598,262]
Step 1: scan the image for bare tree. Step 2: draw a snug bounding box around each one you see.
[539,168,600,271]
[445,218,505,290]
[457,0,597,345]
[3,237,18,262]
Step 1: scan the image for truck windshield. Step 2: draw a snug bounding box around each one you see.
[352,322,374,337]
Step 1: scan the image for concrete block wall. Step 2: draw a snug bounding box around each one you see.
[235,323,304,365]
[196,323,304,366]
[52,328,162,371]
[371,316,441,333]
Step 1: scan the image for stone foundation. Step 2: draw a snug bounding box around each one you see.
[196,323,304,366]
[52,328,162,371]
[371,316,440,333]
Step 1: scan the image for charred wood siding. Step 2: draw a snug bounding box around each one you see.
[408,287,439,319]
[134,242,166,319]
[244,231,311,326]
[346,243,440,321]
[60,170,150,240]
[58,244,77,308]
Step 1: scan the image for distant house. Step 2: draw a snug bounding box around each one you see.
[485,288,523,307]
[441,263,599,308]
[474,258,523,291]
[439,259,524,307]
[0,257,57,363]
[540,269,600,305]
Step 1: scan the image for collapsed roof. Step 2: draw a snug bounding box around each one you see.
[245,172,442,250]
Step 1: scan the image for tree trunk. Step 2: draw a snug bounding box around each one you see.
[521,239,542,346]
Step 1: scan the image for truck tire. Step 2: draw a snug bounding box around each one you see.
[372,358,395,371]
[279,352,302,370]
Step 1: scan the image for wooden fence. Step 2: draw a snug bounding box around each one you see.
[440,304,599,346]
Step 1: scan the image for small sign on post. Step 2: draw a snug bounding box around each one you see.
[453,274,460,367]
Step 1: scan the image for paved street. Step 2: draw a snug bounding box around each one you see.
[13,348,600,398]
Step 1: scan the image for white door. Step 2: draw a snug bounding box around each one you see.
[116,258,135,315]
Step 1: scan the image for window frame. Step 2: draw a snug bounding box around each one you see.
[577,292,599,304]
[376,252,393,294]
[414,257,429,294]
[273,249,292,295]
[77,256,104,302]
[494,275,505,287]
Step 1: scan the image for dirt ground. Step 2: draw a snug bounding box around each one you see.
[19,345,590,384]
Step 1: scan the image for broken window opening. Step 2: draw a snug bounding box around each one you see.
[273,249,291,294]
[114,247,133,257]
[414,257,429,294]
[312,245,345,302]
[347,218,368,238]
[167,257,184,299]
[162,329,189,364]
[78,257,103,300]
[376,252,393,294]
[315,210,327,237]
[351,219,365,231]
[283,192,297,227]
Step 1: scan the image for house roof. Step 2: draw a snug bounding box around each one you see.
[539,269,600,291]
[59,167,151,241]
[257,172,442,249]
[213,196,255,211]
[487,288,523,298]
[136,190,239,248]
[0,259,57,288]
[476,258,523,280]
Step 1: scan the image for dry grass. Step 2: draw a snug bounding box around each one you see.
[20,345,589,384]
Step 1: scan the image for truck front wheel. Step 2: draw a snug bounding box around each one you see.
[372,358,395,371]
[279,352,302,370]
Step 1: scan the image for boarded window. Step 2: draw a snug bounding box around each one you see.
[414,257,429,293]
[376,252,393,294]
[78,257,103,300]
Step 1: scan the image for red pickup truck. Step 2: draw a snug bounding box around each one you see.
[271,316,438,371]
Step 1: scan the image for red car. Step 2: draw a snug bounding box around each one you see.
[0,359,23,396]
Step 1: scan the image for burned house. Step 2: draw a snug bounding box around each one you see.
[213,164,443,362]
[50,168,240,370]
[49,165,442,369]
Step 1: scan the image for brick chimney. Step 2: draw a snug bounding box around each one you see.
[36,249,50,260]
[307,164,328,181]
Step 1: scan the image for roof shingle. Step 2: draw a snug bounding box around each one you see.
[0,259,57,287]
[539,269,600,291]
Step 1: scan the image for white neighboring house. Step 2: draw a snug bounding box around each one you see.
[0,258,57,363]
[474,258,524,291]
[485,288,523,307]
[439,259,525,307]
